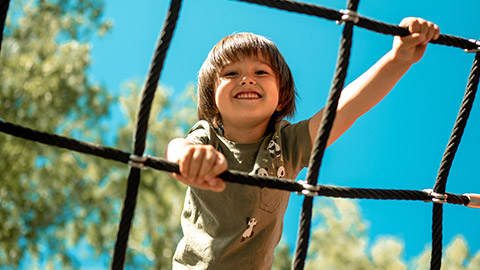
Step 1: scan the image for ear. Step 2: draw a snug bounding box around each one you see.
[276,103,283,111]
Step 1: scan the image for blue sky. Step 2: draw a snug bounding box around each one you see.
[89,0,480,263]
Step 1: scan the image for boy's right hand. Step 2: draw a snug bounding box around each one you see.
[392,17,440,65]
[171,144,227,192]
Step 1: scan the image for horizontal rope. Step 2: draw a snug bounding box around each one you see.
[0,119,471,205]
[233,0,479,52]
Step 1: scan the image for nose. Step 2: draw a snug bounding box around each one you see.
[240,76,256,86]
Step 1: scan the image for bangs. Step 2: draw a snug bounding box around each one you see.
[209,33,277,74]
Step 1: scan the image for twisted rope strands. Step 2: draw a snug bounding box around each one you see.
[235,0,341,21]
[430,52,480,270]
[445,192,470,205]
[132,0,182,157]
[0,0,10,54]
[356,18,477,50]
[234,0,479,52]
[1,119,473,203]
[111,168,140,270]
[111,0,182,269]
[431,204,444,270]
[0,119,131,163]
[293,0,359,268]
[434,53,480,194]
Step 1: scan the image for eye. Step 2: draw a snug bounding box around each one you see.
[255,70,268,75]
[223,71,238,77]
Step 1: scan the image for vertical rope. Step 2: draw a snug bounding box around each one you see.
[110,0,183,269]
[430,52,480,270]
[292,0,359,269]
[0,0,11,54]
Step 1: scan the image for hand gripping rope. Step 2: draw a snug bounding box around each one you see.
[1,0,479,269]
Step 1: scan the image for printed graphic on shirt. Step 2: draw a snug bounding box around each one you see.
[267,139,281,158]
[255,133,287,213]
[277,165,285,178]
[256,167,268,177]
[256,134,285,179]
[241,217,257,242]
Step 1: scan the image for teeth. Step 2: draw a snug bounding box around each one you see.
[236,92,260,99]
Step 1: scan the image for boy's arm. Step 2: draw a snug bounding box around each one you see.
[166,138,227,192]
[308,17,440,147]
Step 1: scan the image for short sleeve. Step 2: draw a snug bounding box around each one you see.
[185,120,211,145]
[279,119,312,173]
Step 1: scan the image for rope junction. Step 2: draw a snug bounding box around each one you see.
[0,0,479,269]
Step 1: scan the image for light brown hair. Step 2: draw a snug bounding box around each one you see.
[197,32,297,130]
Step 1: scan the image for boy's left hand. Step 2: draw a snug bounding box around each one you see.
[392,17,440,64]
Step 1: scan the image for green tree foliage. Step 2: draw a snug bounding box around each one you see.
[305,198,407,270]
[0,0,195,268]
[272,198,480,270]
[273,241,293,270]
[412,236,480,270]
[4,1,478,269]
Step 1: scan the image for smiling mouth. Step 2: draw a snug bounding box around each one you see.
[235,92,261,99]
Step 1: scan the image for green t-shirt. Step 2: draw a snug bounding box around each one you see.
[173,119,312,269]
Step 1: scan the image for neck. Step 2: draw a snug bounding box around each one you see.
[222,120,270,143]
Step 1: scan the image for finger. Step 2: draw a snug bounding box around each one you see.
[424,22,436,43]
[204,154,228,180]
[207,177,226,192]
[179,147,193,177]
[172,170,225,192]
[195,180,213,190]
[418,19,428,35]
[196,146,217,180]
[433,24,440,40]
[188,148,206,182]
[174,171,216,190]
[399,17,414,27]
[192,178,220,191]
[409,19,421,33]
[171,172,195,186]
[398,33,425,49]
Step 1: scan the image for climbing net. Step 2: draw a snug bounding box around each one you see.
[1,0,479,269]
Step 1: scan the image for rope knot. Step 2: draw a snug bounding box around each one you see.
[336,9,360,25]
[128,154,150,170]
[297,180,320,197]
[423,189,448,204]
[464,39,480,53]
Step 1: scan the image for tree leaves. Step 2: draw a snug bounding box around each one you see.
[272,198,480,270]
[1,1,194,268]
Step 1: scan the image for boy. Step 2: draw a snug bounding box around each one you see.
[166,17,439,269]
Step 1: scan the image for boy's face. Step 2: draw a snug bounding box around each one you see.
[214,55,281,131]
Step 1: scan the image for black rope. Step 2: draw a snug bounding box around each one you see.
[430,52,480,270]
[110,0,183,269]
[433,52,480,199]
[1,0,479,269]
[292,0,359,268]
[0,119,131,163]
[234,0,479,52]
[1,119,473,205]
[0,0,10,54]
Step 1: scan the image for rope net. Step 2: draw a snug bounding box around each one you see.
[1,0,479,269]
